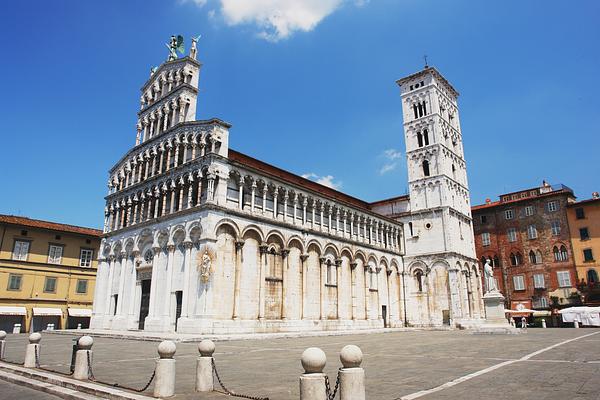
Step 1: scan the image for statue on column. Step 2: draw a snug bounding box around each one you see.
[190,35,201,60]
[483,259,498,293]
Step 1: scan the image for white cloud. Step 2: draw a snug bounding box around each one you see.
[182,0,367,41]
[379,163,397,175]
[378,148,403,175]
[302,172,342,190]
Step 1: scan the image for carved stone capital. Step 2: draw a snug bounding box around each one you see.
[167,244,176,252]
[259,244,269,255]
[184,241,194,249]
[281,249,290,258]
[300,254,309,262]
[235,240,245,251]
[334,259,342,268]
[350,262,358,270]
[319,257,327,264]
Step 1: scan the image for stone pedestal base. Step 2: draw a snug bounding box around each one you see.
[471,291,519,334]
[483,291,507,323]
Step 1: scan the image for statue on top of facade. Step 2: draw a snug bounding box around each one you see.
[190,35,201,60]
[166,35,185,61]
[484,258,498,293]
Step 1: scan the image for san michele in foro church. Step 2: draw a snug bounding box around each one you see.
[90,36,491,334]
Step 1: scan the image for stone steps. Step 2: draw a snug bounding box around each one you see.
[0,362,153,400]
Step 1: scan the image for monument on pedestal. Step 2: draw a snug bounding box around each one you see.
[477,259,519,333]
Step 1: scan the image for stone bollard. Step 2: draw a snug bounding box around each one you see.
[574,320,580,329]
[154,340,176,398]
[300,347,327,400]
[0,331,6,360]
[541,319,547,329]
[339,345,365,400]
[73,335,93,380]
[195,339,215,392]
[24,333,41,368]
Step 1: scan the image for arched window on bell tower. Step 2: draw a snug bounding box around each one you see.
[423,129,429,145]
[422,160,430,177]
[417,132,423,147]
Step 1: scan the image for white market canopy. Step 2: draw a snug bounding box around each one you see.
[67,308,92,317]
[559,306,600,326]
[0,306,27,316]
[32,307,63,316]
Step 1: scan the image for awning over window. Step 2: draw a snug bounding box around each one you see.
[0,306,27,316]
[68,308,92,318]
[533,310,551,317]
[32,307,63,316]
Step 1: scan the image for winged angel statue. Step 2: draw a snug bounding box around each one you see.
[166,35,185,61]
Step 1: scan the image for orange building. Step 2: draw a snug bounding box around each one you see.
[567,194,600,305]
[0,215,102,332]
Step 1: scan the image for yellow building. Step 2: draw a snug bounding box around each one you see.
[567,194,600,305]
[0,215,102,333]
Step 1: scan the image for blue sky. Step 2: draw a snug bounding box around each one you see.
[0,0,599,229]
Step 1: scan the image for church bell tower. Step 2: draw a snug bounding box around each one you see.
[396,66,475,259]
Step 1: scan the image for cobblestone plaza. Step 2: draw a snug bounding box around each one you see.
[2,329,599,399]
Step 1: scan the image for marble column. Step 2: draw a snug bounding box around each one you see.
[163,245,176,317]
[104,256,116,317]
[258,245,268,320]
[350,262,357,320]
[147,247,161,318]
[232,240,245,320]
[319,257,326,320]
[376,268,383,320]
[335,259,342,319]
[181,242,193,318]
[300,254,309,320]
[386,269,393,327]
[116,252,128,316]
[281,249,290,320]
[364,266,370,320]
[127,252,139,321]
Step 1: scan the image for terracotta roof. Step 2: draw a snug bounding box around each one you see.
[228,149,372,211]
[567,197,600,207]
[472,189,574,212]
[370,194,410,206]
[0,215,102,237]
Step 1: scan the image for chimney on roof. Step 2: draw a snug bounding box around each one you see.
[485,198,491,204]
[593,192,600,199]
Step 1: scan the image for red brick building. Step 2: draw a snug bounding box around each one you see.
[472,182,579,311]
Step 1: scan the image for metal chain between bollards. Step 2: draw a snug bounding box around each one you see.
[325,368,341,400]
[212,358,270,400]
[1,346,24,366]
[87,350,156,393]
[34,345,74,376]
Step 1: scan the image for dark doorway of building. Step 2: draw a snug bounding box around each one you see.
[382,305,387,327]
[138,279,151,330]
[67,317,90,329]
[442,309,450,325]
[32,316,60,332]
[0,316,24,333]
[175,290,183,331]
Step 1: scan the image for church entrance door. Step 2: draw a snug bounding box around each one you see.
[174,291,183,331]
[138,280,151,330]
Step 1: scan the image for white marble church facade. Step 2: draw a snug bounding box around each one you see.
[90,43,484,334]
